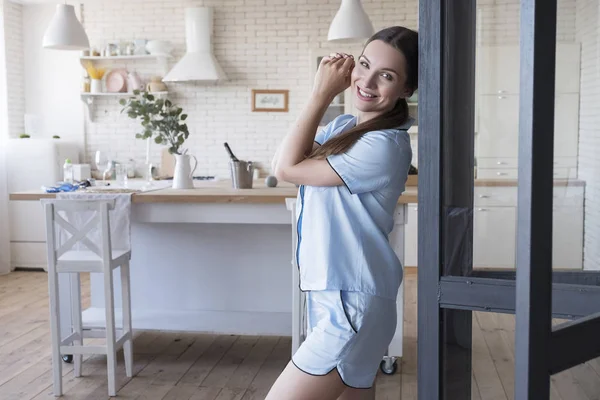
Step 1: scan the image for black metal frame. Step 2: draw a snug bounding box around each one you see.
[417,0,600,398]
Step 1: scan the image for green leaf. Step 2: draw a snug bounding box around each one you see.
[165,99,172,108]
[181,114,188,120]
[119,99,127,106]
[135,133,143,139]
[133,89,140,95]
[154,136,163,144]
[147,94,155,101]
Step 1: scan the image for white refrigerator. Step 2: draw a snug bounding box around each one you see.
[6,138,79,270]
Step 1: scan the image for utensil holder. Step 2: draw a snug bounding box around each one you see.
[230,160,254,189]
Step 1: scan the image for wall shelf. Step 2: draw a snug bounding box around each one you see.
[81,92,168,121]
[80,54,172,61]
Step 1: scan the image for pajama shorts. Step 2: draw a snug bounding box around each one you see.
[291,290,397,389]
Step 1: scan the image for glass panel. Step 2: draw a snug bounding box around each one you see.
[469,1,522,276]
[470,312,600,400]
[471,312,515,400]
[550,321,600,399]
[439,0,597,286]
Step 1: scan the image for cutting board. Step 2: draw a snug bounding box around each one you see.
[160,148,175,177]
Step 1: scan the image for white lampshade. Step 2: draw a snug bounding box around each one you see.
[328,0,374,42]
[42,4,89,50]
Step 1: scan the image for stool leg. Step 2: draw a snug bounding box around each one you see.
[71,272,83,378]
[104,268,117,397]
[48,266,63,396]
[121,261,133,377]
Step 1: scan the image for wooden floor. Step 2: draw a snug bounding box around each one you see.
[0,271,599,399]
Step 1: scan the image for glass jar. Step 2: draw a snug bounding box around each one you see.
[82,76,91,93]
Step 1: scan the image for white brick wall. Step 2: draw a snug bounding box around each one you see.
[80,0,418,178]
[3,0,24,138]
[576,0,600,270]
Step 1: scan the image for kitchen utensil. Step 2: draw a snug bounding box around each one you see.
[127,159,136,178]
[160,147,175,177]
[145,40,172,56]
[172,154,198,189]
[90,79,102,93]
[133,39,147,55]
[115,163,128,186]
[146,76,167,92]
[105,43,118,56]
[127,71,144,92]
[72,164,91,181]
[230,160,254,189]
[95,151,113,181]
[223,142,239,162]
[105,69,127,93]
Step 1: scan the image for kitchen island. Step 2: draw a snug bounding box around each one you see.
[10,179,417,358]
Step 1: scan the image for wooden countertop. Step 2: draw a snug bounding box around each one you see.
[9,177,584,204]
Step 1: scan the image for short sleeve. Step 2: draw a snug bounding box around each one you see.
[326,131,412,194]
[314,114,355,145]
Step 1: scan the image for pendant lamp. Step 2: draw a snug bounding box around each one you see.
[42,4,89,50]
[328,0,374,42]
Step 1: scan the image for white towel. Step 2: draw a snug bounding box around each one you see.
[55,192,133,253]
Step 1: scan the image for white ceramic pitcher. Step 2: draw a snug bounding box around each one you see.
[172,153,198,189]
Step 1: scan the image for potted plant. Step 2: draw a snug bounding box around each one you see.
[119,90,197,189]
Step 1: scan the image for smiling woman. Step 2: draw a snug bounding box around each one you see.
[267,26,418,400]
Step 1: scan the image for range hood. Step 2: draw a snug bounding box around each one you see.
[163,7,227,82]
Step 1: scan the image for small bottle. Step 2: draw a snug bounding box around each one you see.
[63,158,74,183]
[82,75,91,93]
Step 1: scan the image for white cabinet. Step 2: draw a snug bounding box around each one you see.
[476,43,581,95]
[405,186,584,270]
[554,93,580,158]
[475,43,581,178]
[555,43,581,93]
[473,206,517,268]
[476,94,519,158]
[552,206,584,269]
[404,204,418,267]
[476,45,520,95]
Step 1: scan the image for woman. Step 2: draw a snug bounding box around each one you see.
[268,26,418,400]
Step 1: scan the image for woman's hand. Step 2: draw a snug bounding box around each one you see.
[312,52,355,102]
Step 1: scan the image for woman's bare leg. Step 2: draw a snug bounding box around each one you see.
[265,361,347,400]
[337,382,376,400]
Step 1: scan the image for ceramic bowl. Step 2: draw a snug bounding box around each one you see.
[145,40,172,56]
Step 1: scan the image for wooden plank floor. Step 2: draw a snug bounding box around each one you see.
[1,271,599,399]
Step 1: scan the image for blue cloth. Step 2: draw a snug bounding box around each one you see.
[296,114,413,299]
[43,183,79,193]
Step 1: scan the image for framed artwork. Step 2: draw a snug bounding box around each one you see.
[251,89,289,112]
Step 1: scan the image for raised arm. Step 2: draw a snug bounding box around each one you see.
[272,54,354,186]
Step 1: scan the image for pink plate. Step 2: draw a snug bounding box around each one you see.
[105,69,127,93]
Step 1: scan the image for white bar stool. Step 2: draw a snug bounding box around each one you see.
[43,199,133,397]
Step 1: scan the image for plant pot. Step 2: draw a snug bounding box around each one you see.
[90,79,102,94]
[172,153,198,189]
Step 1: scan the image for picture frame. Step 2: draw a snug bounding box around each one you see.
[251,89,289,112]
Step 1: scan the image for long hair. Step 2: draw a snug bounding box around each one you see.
[309,26,418,160]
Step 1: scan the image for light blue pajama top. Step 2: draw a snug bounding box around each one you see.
[295,114,414,300]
